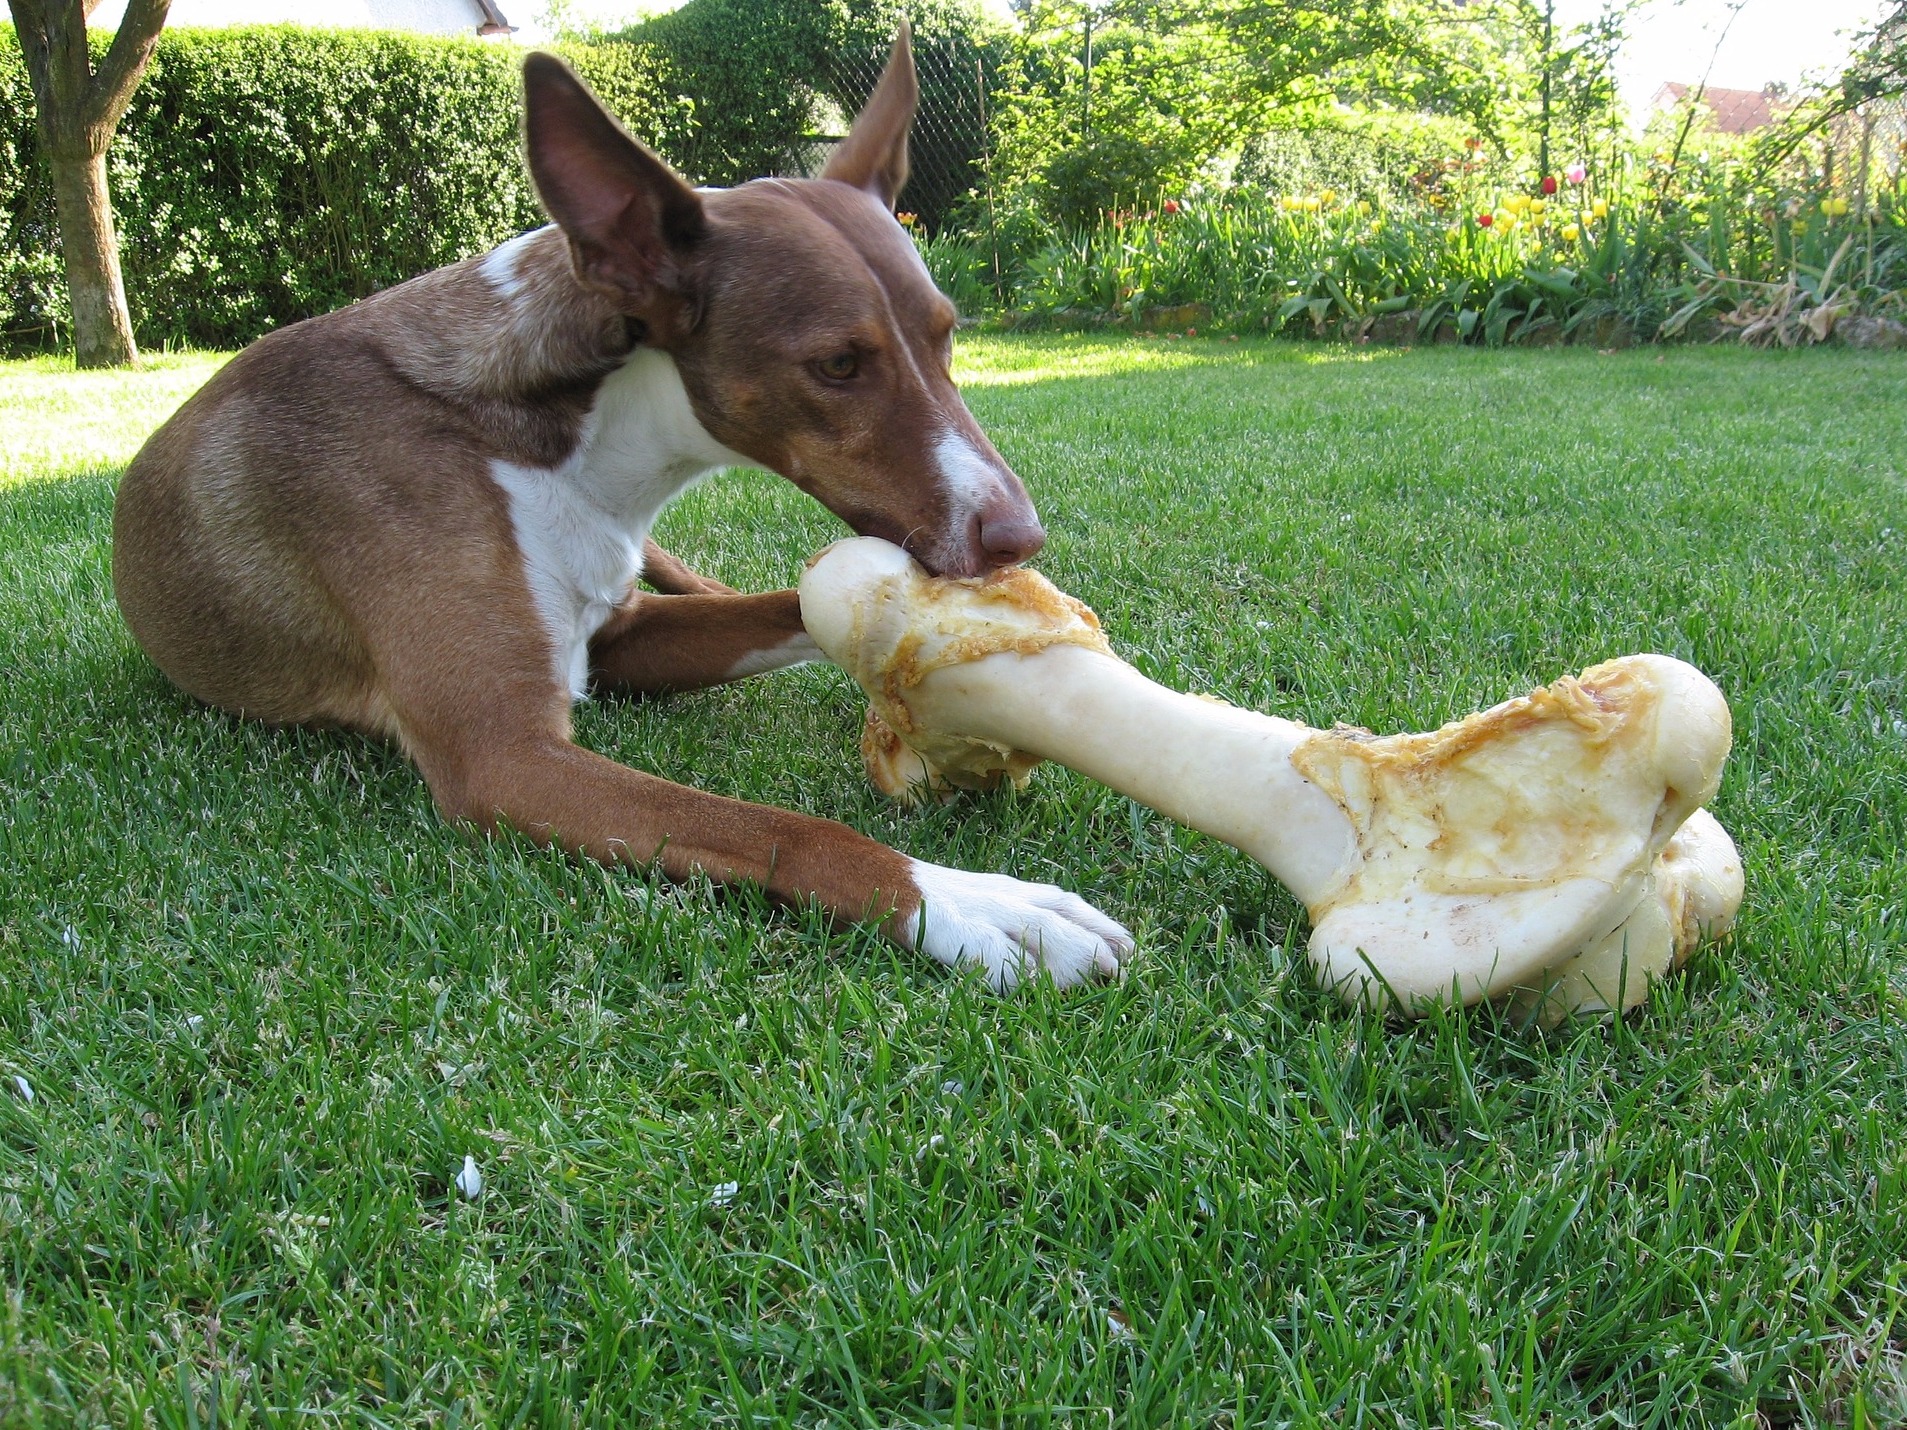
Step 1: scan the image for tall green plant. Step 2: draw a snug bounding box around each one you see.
[991,174,1903,343]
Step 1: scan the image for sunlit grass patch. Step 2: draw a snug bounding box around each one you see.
[2,337,1904,1426]
[0,351,229,487]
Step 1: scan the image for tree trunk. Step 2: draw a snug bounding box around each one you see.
[47,145,138,368]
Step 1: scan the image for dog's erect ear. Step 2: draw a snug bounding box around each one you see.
[822,22,916,208]
[523,52,706,308]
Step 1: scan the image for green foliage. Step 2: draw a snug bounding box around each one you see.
[986,4,1252,227]
[910,222,999,311]
[608,0,838,186]
[6,3,1898,355]
[990,166,1906,344]
[1235,110,1478,207]
[0,24,686,353]
[982,0,1525,230]
[0,35,57,351]
[958,12,1907,345]
[1473,0,1628,174]
[609,0,1007,229]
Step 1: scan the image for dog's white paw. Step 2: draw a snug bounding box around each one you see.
[900,859,1133,991]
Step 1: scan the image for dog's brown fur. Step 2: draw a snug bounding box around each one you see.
[111,30,1130,982]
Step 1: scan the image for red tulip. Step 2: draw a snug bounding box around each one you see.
[1541,174,1558,195]
[1477,212,1494,227]
[1162,199,1182,215]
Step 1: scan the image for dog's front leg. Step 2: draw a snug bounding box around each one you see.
[409,726,1126,989]
[589,589,822,695]
[390,639,1129,988]
[640,538,738,596]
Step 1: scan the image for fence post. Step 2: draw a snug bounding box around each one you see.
[977,55,1006,306]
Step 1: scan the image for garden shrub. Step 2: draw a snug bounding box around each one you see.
[5,14,1900,355]
[0,24,688,352]
[607,0,1006,231]
[1234,111,1479,205]
[910,225,998,312]
[605,0,834,188]
[0,33,58,352]
[983,15,1251,229]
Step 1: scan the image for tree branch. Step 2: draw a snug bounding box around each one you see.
[86,0,171,135]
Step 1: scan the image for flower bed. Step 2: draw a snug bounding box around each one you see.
[920,159,1907,347]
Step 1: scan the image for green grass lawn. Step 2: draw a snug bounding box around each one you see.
[3,337,1904,1427]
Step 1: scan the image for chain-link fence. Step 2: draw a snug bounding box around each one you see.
[1838,96,1907,195]
[788,36,996,235]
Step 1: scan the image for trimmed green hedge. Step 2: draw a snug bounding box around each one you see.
[0,25,689,352]
[1,6,1010,353]
[0,4,1010,354]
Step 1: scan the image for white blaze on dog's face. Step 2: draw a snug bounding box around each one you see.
[520,31,1045,579]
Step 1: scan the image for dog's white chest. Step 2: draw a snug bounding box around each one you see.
[488,459,644,699]
[488,350,752,700]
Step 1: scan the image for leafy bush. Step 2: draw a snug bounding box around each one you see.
[0,24,687,352]
[0,34,58,351]
[604,0,833,187]
[1234,111,1478,207]
[983,12,1250,229]
[607,0,1007,231]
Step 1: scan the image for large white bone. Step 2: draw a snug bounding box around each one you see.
[800,537,1744,1019]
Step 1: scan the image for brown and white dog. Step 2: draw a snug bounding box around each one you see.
[111,30,1131,990]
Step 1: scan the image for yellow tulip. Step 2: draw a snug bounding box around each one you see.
[1320,189,1338,205]
[1562,223,1581,240]
[1592,200,1609,219]
[1301,196,1321,212]
[1530,198,1546,215]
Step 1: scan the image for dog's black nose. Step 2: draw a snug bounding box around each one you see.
[977,514,1046,567]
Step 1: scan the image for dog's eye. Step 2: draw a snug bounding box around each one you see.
[817,352,859,382]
